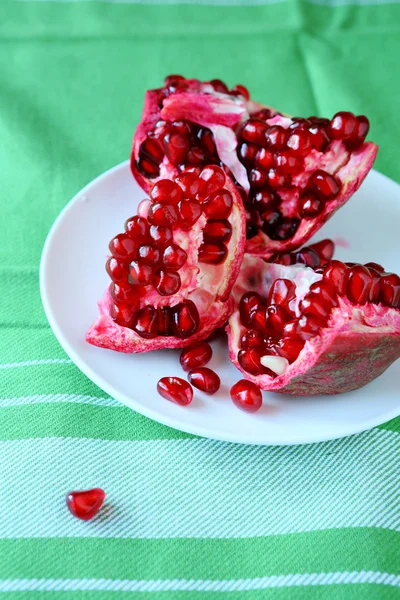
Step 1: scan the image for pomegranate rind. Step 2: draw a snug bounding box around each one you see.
[227,256,400,395]
[245,141,378,258]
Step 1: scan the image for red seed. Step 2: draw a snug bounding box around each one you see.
[300,293,333,319]
[249,307,267,332]
[198,242,227,265]
[282,319,299,338]
[239,292,264,327]
[157,377,193,406]
[147,202,179,227]
[202,190,233,219]
[249,168,269,189]
[323,260,348,295]
[276,338,305,363]
[109,234,137,261]
[252,108,273,121]
[209,79,229,93]
[172,301,199,338]
[188,367,220,394]
[149,225,173,246]
[175,172,204,199]
[379,273,400,308]
[150,180,182,204]
[264,305,289,336]
[265,215,300,241]
[309,280,338,307]
[240,329,265,350]
[240,119,268,145]
[187,146,206,165]
[164,74,186,88]
[163,132,190,166]
[155,269,181,296]
[255,148,274,170]
[162,244,187,270]
[295,248,321,268]
[124,215,150,240]
[109,282,136,304]
[311,170,341,199]
[137,156,160,178]
[238,142,258,167]
[266,168,290,190]
[66,488,106,521]
[299,193,324,218]
[110,303,135,328]
[365,262,385,274]
[139,136,164,163]
[180,342,213,372]
[269,251,294,266]
[296,314,327,339]
[178,199,202,228]
[346,265,372,305]
[265,125,288,151]
[197,128,217,156]
[129,261,154,286]
[267,278,296,308]
[287,128,313,155]
[133,305,158,338]
[308,124,330,152]
[329,111,358,140]
[346,115,370,149]
[199,165,226,197]
[252,190,279,214]
[237,347,265,375]
[231,84,250,100]
[157,306,173,336]
[368,269,381,304]
[106,257,129,283]
[230,380,262,413]
[203,220,232,243]
[138,244,161,266]
[309,239,335,262]
[274,151,304,175]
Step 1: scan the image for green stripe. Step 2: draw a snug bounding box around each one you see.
[0,330,66,363]
[1,530,399,579]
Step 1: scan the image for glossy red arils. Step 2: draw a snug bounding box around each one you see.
[365,262,385,274]
[188,367,220,394]
[276,338,305,363]
[199,165,226,197]
[180,341,213,372]
[140,136,164,163]
[346,116,370,148]
[310,239,335,263]
[158,306,173,336]
[238,347,264,375]
[129,261,153,286]
[172,301,199,338]
[249,168,268,189]
[240,329,265,349]
[155,269,181,296]
[274,151,304,175]
[198,242,227,265]
[264,305,288,336]
[109,234,137,261]
[66,488,106,521]
[380,273,400,308]
[308,124,330,152]
[368,269,381,304]
[138,244,161,266]
[240,119,268,145]
[323,260,348,295]
[238,142,258,166]
[202,190,233,219]
[265,125,288,151]
[197,127,217,155]
[231,83,250,100]
[106,257,129,283]
[147,202,179,227]
[267,278,296,308]
[209,78,229,93]
[149,225,173,246]
[150,180,182,204]
[187,146,206,164]
[346,265,372,305]
[133,305,158,338]
[300,293,332,319]
[178,199,202,228]
[230,380,262,413]
[296,314,327,339]
[110,303,135,328]
[309,281,338,307]
[125,215,149,240]
[137,156,159,178]
[266,168,289,190]
[162,244,187,270]
[164,74,186,87]
[175,172,201,199]
[255,148,274,170]
[287,128,313,155]
[311,170,341,199]
[203,220,232,243]
[329,111,357,140]
[239,292,264,327]
[295,248,320,268]
[109,282,136,304]
[163,132,190,166]
[157,377,193,406]
[252,190,279,213]
[299,193,324,218]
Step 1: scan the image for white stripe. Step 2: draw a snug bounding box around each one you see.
[0,394,119,408]
[0,428,398,539]
[0,359,72,369]
[0,572,399,592]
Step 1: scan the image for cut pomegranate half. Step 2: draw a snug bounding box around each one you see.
[227,243,400,395]
[86,166,246,353]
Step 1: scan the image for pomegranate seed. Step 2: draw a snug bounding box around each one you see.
[252,190,279,214]
[329,111,358,140]
[282,319,299,338]
[295,248,321,268]
[139,137,164,163]
[199,166,226,197]
[365,261,385,274]
[147,202,179,227]
[264,305,289,336]
[255,148,274,170]
[163,132,190,166]
[267,279,296,308]
[162,244,187,270]
[296,314,327,339]
[379,273,400,308]
[308,125,330,152]
[238,142,258,166]
[266,215,300,241]
[202,190,233,219]
[230,380,262,413]
[346,265,372,305]
[180,342,212,372]
[150,180,182,204]
[178,199,202,228]
[269,251,294,266]
[368,269,381,304]
[287,128,313,155]
[238,347,265,375]
[209,79,229,93]
[158,306,173,336]
[198,242,227,265]
[155,269,181,296]
[137,156,159,178]
[138,244,161,266]
[240,329,265,349]
[129,261,153,286]
[239,292,264,327]
[276,338,304,363]
[175,172,204,199]
[299,192,324,218]
[252,108,273,121]
[197,128,217,156]
[300,293,333,319]
[133,305,158,338]
[170,120,193,137]
[124,215,149,240]
[290,118,311,129]
[149,225,173,246]
[309,239,335,262]
[265,125,288,151]
[109,234,137,261]
[240,119,268,145]
[137,198,151,217]
[187,146,206,165]
[249,307,267,332]
[109,282,136,304]
[323,260,348,295]
[106,257,129,283]
[346,115,370,149]
[66,488,106,521]
[188,367,220,394]
[172,300,199,338]
[157,376,193,406]
[266,168,290,189]
[274,151,304,175]
[309,280,338,307]
[249,168,268,189]
[311,170,341,199]
[203,219,232,243]
[164,74,186,87]
[110,303,135,328]
[230,84,250,100]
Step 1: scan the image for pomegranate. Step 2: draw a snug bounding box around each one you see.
[188,367,220,394]
[227,243,400,395]
[86,166,246,352]
[157,376,193,406]
[180,341,212,372]
[66,488,106,521]
[230,380,263,412]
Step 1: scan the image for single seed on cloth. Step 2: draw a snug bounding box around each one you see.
[66,488,106,521]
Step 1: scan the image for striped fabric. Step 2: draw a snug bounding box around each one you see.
[0,0,399,597]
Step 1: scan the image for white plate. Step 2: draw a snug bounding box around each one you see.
[40,161,400,446]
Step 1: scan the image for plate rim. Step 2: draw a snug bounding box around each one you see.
[40,160,400,446]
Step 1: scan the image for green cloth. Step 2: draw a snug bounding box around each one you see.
[0,0,399,597]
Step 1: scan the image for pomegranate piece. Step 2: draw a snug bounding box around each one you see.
[66,488,106,521]
[230,380,263,413]
[180,341,213,372]
[157,376,193,406]
[188,367,221,394]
